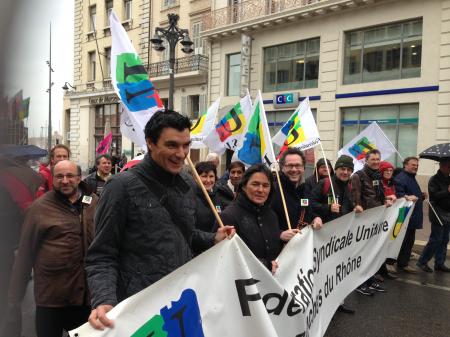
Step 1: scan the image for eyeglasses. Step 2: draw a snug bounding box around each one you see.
[284,164,304,170]
[54,174,80,181]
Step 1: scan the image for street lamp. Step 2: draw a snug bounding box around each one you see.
[150,13,194,110]
[62,82,76,91]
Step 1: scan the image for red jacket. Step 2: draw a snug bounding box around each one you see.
[36,164,52,197]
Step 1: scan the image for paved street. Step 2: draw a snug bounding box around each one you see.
[325,255,450,337]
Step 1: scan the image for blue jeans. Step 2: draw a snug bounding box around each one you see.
[418,221,450,267]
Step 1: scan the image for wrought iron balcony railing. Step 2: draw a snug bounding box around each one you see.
[148,54,208,78]
[203,0,325,30]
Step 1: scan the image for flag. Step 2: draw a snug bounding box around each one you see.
[338,121,397,171]
[96,119,113,155]
[272,97,320,156]
[236,91,276,168]
[190,97,220,149]
[10,90,23,120]
[110,11,163,149]
[18,97,30,120]
[203,93,252,154]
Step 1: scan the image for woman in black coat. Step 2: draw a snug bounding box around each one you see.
[219,164,299,272]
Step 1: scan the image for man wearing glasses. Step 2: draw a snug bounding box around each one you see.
[3,160,98,337]
[271,148,322,237]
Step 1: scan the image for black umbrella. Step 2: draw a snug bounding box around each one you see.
[0,144,48,159]
[419,143,450,162]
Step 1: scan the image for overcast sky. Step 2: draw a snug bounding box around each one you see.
[4,0,74,138]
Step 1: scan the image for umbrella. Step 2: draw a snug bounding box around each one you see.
[418,143,450,162]
[120,153,145,172]
[0,144,48,159]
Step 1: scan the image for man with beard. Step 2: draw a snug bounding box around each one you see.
[86,110,234,330]
[4,160,98,337]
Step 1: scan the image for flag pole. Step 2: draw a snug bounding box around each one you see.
[318,142,336,203]
[186,155,224,228]
[274,167,293,230]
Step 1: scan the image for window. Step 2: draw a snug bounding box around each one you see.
[190,95,200,119]
[263,38,320,92]
[88,51,96,81]
[89,5,96,31]
[192,22,204,55]
[163,0,177,8]
[124,0,132,21]
[344,19,422,84]
[227,53,241,96]
[95,103,122,156]
[104,47,111,78]
[340,104,419,167]
[105,0,113,25]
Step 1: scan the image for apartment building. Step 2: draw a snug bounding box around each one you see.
[202,0,450,179]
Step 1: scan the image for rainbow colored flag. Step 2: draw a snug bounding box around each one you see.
[272,97,320,157]
[190,97,220,149]
[18,97,30,120]
[236,91,276,167]
[203,93,252,154]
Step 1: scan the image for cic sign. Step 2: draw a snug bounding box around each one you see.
[273,92,299,108]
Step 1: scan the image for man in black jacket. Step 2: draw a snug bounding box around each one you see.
[417,159,450,272]
[271,148,322,233]
[83,154,112,196]
[85,110,234,330]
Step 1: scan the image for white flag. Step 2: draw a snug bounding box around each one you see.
[272,97,321,153]
[189,97,221,149]
[338,121,397,171]
[203,93,253,155]
[110,11,164,149]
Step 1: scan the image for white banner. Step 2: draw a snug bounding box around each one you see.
[70,199,413,337]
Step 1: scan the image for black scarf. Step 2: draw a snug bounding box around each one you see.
[364,166,385,204]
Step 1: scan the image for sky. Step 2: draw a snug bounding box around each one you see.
[4,0,74,139]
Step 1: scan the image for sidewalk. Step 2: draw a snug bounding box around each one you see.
[413,203,450,253]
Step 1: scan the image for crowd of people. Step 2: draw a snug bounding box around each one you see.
[0,109,449,337]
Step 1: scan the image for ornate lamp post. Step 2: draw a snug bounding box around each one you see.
[150,14,194,110]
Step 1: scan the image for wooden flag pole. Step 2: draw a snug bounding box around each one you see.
[319,142,336,204]
[274,166,293,230]
[186,155,224,228]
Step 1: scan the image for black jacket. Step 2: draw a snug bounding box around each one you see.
[83,171,109,196]
[194,186,223,233]
[304,158,334,198]
[214,180,235,210]
[311,176,355,223]
[271,173,312,230]
[428,169,450,224]
[394,170,423,229]
[85,155,215,308]
[220,193,281,270]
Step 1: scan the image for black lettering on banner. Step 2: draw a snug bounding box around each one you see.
[262,290,288,315]
[287,129,299,146]
[235,278,261,316]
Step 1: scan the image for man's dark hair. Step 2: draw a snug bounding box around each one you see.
[144,110,192,144]
[229,161,245,172]
[403,156,418,168]
[96,154,112,166]
[195,161,217,179]
[279,148,305,168]
[50,144,71,159]
[237,164,274,202]
[365,149,381,160]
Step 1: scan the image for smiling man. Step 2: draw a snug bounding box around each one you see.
[85,110,234,330]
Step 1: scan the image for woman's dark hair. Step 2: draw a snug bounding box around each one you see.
[237,164,274,202]
[229,161,245,172]
[144,110,192,144]
[195,161,217,179]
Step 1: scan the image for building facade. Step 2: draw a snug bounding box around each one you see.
[202,0,450,181]
[63,0,212,171]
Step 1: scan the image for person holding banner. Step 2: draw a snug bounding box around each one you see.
[304,158,334,198]
[271,148,323,231]
[394,157,426,273]
[219,164,299,273]
[85,110,234,330]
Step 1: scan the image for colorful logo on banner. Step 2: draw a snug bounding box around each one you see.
[131,289,205,337]
[348,137,376,160]
[190,112,207,136]
[277,113,306,157]
[391,206,412,239]
[116,53,163,112]
[238,101,266,165]
[216,103,245,142]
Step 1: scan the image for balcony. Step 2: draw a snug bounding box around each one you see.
[148,54,208,78]
[64,79,114,97]
[202,0,382,36]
